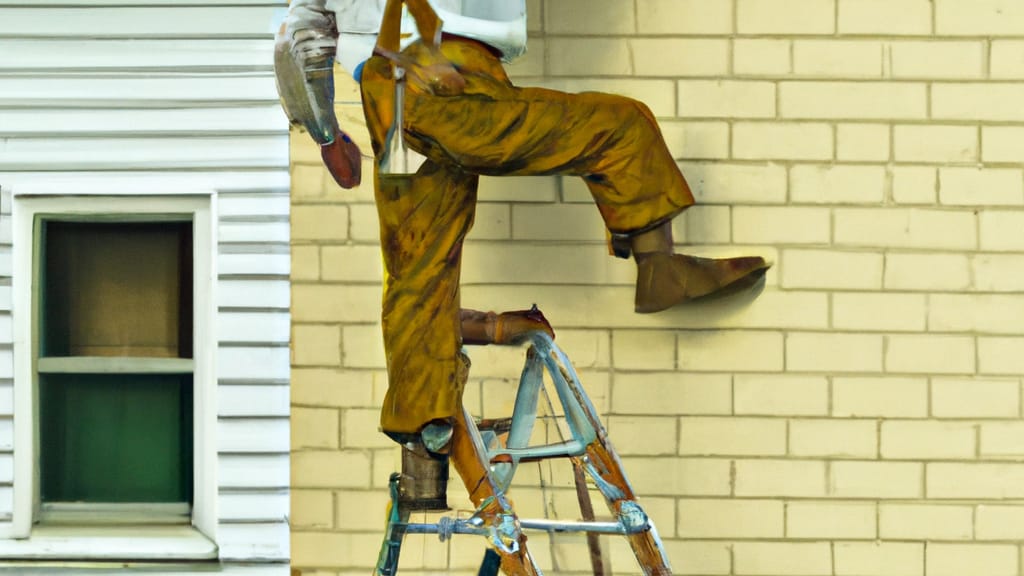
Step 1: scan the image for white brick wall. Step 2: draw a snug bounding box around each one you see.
[290,0,1024,574]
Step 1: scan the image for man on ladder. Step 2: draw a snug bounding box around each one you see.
[276,1,770,572]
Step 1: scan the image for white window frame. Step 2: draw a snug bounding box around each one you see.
[4,192,218,559]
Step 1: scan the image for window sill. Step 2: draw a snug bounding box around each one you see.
[0,563,288,575]
[0,525,217,560]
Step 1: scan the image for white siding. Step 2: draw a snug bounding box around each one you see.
[0,39,276,69]
[218,312,291,344]
[218,419,291,453]
[0,490,11,518]
[0,7,281,37]
[0,384,12,416]
[219,491,289,522]
[218,280,290,309]
[0,0,290,567]
[219,455,290,489]
[216,523,290,562]
[218,386,290,417]
[0,421,12,451]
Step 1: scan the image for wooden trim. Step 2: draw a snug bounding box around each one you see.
[40,502,190,526]
[0,563,289,575]
[10,190,33,538]
[0,525,217,560]
[191,195,218,543]
[7,194,217,553]
[36,357,194,374]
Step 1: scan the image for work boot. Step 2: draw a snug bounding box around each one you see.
[460,306,555,346]
[630,222,770,313]
[398,438,450,511]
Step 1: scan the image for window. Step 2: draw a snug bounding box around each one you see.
[7,195,217,557]
[38,221,194,515]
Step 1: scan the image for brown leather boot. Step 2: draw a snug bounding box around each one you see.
[630,223,770,313]
[398,438,450,511]
[460,306,555,345]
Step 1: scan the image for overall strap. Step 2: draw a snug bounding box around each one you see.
[376,0,442,56]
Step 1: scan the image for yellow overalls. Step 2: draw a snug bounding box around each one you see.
[361,3,694,435]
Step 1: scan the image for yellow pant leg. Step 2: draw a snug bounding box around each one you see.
[361,37,698,436]
[362,57,478,436]
[403,39,695,234]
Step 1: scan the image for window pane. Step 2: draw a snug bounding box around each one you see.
[42,221,193,358]
[40,373,193,504]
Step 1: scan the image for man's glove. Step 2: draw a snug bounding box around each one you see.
[321,131,362,189]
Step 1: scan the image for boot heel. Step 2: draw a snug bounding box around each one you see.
[610,233,632,259]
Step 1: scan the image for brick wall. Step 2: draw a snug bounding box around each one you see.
[291,0,1024,574]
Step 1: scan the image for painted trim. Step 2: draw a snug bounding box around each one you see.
[0,563,289,576]
[40,502,190,525]
[37,357,194,374]
[5,193,218,558]
[193,194,218,543]
[0,525,217,560]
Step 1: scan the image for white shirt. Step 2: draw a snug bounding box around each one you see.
[323,0,528,74]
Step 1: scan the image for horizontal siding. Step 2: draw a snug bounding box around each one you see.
[218,253,291,277]
[0,489,12,518]
[1,1,290,565]
[0,384,12,416]
[0,136,288,171]
[216,523,289,562]
[218,386,290,418]
[0,39,274,70]
[0,107,285,136]
[0,0,283,5]
[219,455,289,489]
[219,312,290,344]
[0,75,279,106]
[0,171,289,194]
[219,222,291,244]
[219,195,291,218]
[0,419,11,451]
[0,454,10,521]
[219,491,288,522]
[0,565,289,575]
[218,419,290,453]
[218,280,290,310]
[0,7,282,37]
[218,348,291,381]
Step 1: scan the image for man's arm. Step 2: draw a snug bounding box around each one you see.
[275,0,361,188]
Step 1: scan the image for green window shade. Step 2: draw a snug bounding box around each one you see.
[40,373,193,503]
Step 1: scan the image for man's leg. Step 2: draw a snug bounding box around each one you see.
[400,39,769,312]
[361,55,478,439]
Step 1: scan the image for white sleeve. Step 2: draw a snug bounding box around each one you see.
[283,0,339,69]
[327,0,385,33]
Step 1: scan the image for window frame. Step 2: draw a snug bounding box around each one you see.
[7,193,217,556]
